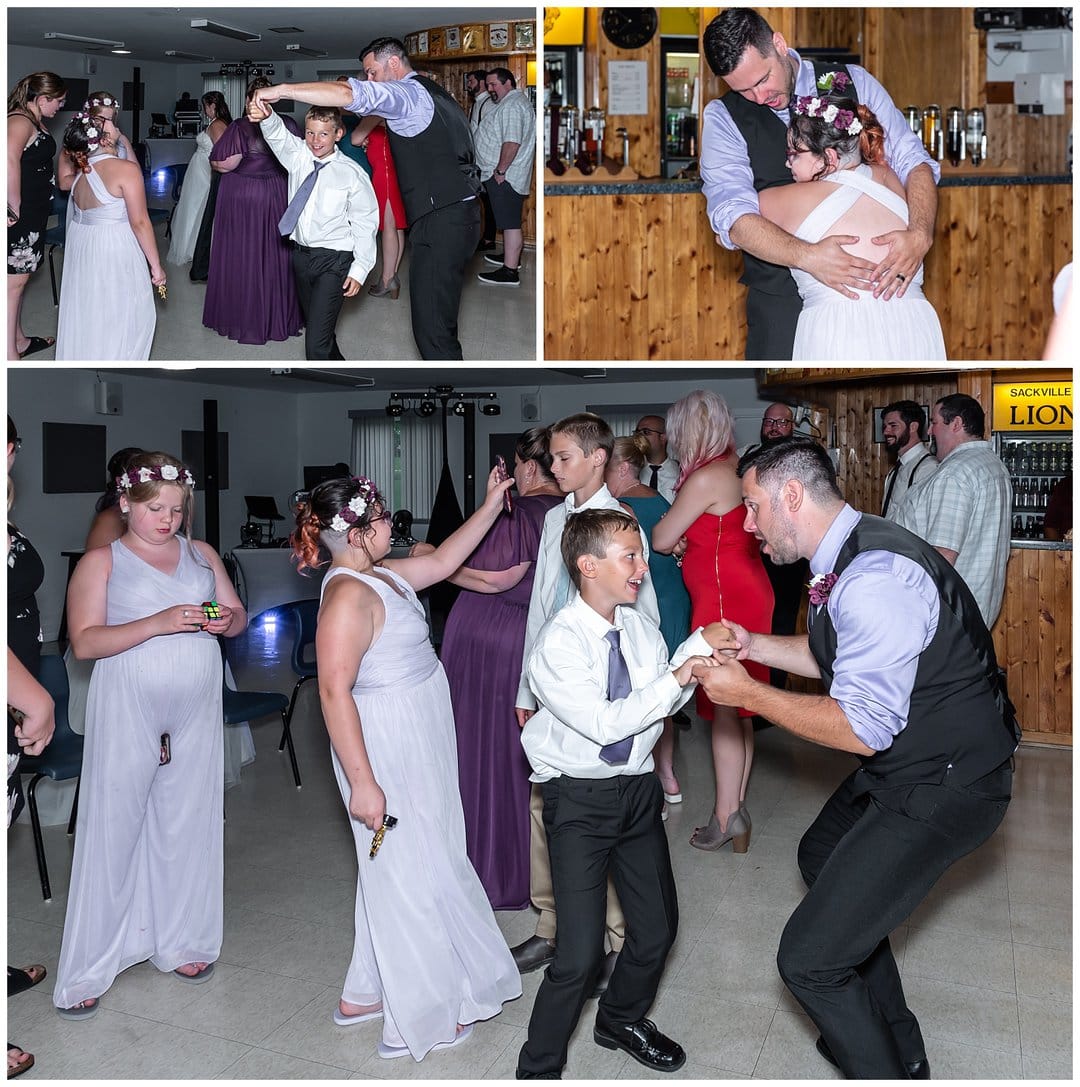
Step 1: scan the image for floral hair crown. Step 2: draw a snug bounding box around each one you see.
[73,111,103,152]
[116,465,196,490]
[793,72,861,136]
[85,95,119,111]
[327,477,380,533]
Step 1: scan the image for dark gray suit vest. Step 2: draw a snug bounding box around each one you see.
[808,514,1018,791]
[386,74,481,223]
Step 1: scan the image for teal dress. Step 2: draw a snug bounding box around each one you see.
[337,114,373,177]
[623,494,692,656]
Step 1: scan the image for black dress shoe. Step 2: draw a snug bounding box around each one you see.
[591,949,618,998]
[515,1071,561,1079]
[594,1018,686,1072]
[816,1035,930,1079]
[511,935,556,974]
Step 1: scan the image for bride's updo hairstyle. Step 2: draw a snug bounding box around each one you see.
[63,111,107,174]
[790,95,886,180]
[292,475,388,574]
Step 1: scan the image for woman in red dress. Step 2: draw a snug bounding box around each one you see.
[352,117,407,299]
[653,390,774,853]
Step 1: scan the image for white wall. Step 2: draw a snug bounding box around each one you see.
[8,367,794,639]
[7,368,301,640]
[7,44,367,147]
[295,370,778,512]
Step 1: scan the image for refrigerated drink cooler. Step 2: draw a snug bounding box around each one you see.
[994,433,1073,540]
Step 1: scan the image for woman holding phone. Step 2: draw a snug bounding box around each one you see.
[440,428,563,910]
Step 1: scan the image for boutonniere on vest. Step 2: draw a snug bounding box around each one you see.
[807,572,839,606]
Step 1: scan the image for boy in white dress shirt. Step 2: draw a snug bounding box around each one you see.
[249,99,378,360]
[512,412,660,981]
[517,509,727,1078]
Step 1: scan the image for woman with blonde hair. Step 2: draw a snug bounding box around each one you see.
[653,391,774,852]
[54,452,246,1017]
[606,432,691,812]
[7,72,66,360]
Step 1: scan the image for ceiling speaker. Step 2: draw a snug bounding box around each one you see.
[521,392,541,422]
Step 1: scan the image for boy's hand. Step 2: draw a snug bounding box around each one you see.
[342,276,361,297]
[700,622,739,653]
[673,654,714,686]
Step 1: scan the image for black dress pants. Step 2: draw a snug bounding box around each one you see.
[189,171,221,282]
[744,286,801,361]
[408,198,481,360]
[777,763,1012,1078]
[517,773,678,1078]
[291,245,351,360]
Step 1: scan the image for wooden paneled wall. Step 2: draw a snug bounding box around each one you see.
[420,54,536,245]
[695,8,1071,177]
[992,546,1072,745]
[586,8,662,177]
[543,182,1072,360]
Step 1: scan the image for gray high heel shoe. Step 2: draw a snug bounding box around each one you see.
[368,275,400,300]
[689,808,751,853]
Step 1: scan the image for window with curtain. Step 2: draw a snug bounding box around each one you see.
[201,73,246,125]
[349,411,440,523]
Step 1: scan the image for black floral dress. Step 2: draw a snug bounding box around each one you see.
[7,113,56,276]
[8,524,44,824]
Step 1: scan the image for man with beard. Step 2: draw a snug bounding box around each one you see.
[693,437,1018,1078]
[879,400,938,521]
[738,403,805,688]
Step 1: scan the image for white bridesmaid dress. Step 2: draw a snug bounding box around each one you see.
[166,130,213,265]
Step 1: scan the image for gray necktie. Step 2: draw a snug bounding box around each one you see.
[279,160,327,235]
[599,629,634,765]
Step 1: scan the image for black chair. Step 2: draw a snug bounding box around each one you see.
[17,655,84,902]
[221,641,300,789]
[44,191,69,306]
[281,600,320,737]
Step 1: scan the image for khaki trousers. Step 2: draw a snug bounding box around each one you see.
[530,783,625,950]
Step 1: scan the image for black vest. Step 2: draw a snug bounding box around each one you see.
[386,74,481,223]
[723,59,859,297]
[808,514,1018,791]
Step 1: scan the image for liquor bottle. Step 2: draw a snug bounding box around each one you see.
[1012,515,1024,538]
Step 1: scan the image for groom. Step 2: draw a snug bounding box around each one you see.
[693,437,1017,1077]
[253,37,481,361]
[699,8,939,359]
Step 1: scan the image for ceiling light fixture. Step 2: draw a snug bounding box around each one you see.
[286,44,328,58]
[166,49,216,61]
[111,48,132,55]
[190,19,261,43]
[44,32,125,49]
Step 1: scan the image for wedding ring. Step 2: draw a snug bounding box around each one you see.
[896,273,907,282]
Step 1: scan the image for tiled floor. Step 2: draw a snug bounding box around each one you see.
[7,614,1072,1079]
[17,186,536,361]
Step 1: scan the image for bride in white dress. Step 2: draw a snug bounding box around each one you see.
[167,92,230,265]
[759,91,946,361]
[56,113,164,360]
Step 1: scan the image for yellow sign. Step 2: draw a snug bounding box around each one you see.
[993,381,1073,431]
[544,7,584,45]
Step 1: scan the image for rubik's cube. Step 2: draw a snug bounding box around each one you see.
[201,600,223,621]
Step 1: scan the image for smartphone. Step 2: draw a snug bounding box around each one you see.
[495,455,514,514]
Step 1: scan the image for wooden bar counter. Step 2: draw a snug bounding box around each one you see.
[543,174,1072,361]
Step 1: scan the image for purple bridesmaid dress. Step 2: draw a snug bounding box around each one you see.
[203,118,303,345]
[440,492,562,910]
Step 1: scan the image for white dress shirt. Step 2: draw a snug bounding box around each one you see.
[638,457,679,503]
[469,90,492,133]
[261,110,379,285]
[881,443,939,521]
[516,484,661,711]
[522,595,710,781]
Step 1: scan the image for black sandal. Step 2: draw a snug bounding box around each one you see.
[17,336,54,359]
[7,965,46,998]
